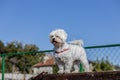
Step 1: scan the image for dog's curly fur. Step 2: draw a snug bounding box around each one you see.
[49,29,90,73]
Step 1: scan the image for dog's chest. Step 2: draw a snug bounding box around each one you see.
[54,44,72,57]
[54,47,72,62]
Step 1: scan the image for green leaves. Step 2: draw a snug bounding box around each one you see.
[0,40,5,54]
[91,58,114,72]
[0,40,41,73]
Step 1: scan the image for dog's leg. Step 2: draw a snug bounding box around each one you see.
[57,64,64,73]
[55,59,64,73]
[64,60,73,73]
[72,60,80,73]
[80,56,90,72]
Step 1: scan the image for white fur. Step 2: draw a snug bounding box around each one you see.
[68,40,84,46]
[49,29,90,73]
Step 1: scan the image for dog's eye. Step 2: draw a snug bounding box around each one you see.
[50,35,54,38]
[56,36,59,38]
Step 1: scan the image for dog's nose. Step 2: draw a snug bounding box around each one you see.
[53,38,55,41]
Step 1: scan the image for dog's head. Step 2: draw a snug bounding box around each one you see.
[49,29,67,47]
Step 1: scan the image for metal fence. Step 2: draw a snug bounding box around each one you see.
[86,44,120,71]
[0,44,120,80]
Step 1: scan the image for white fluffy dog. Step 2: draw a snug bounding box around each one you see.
[49,29,90,73]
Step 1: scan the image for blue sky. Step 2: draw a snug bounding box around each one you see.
[0,0,120,50]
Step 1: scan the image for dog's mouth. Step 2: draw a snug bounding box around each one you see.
[52,40,58,44]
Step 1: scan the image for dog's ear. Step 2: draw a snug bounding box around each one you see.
[56,29,68,42]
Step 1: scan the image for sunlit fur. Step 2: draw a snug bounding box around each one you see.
[49,29,90,73]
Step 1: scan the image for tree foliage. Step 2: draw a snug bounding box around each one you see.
[0,40,5,54]
[0,40,42,73]
[91,58,114,72]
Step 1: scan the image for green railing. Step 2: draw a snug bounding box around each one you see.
[85,44,120,49]
[0,44,120,80]
[0,50,53,80]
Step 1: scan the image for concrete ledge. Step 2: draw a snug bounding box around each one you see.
[30,71,120,80]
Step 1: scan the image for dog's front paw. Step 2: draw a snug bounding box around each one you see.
[72,70,79,73]
[57,70,64,74]
[64,70,70,73]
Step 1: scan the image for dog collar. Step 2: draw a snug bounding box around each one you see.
[55,48,69,54]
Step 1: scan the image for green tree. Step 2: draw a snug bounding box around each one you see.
[91,58,114,72]
[23,44,39,52]
[0,40,5,54]
[5,41,23,53]
[0,40,42,73]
